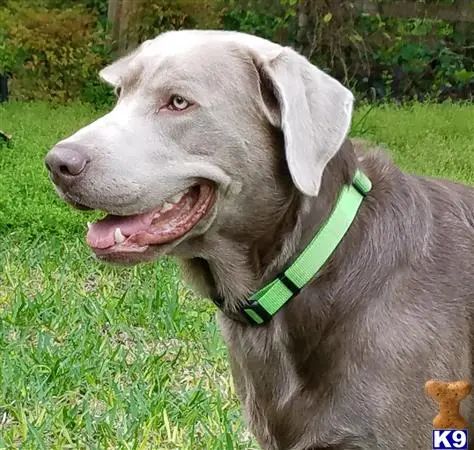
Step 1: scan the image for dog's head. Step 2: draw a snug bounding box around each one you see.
[45,30,353,265]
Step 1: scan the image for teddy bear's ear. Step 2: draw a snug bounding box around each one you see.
[450,380,472,398]
[425,379,444,397]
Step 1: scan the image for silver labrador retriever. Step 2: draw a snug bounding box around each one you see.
[45,30,473,449]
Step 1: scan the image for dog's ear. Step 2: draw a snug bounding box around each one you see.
[99,53,135,87]
[253,47,354,197]
[99,40,151,87]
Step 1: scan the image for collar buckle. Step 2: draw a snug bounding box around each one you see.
[278,273,301,296]
[242,301,273,325]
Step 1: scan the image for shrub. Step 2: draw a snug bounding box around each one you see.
[0,7,20,76]
[1,2,112,102]
[353,14,474,101]
[124,0,223,48]
[220,0,297,44]
[1,0,472,104]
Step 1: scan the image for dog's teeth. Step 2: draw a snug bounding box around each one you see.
[114,227,126,244]
[161,201,174,213]
[169,192,183,204]
[87,222,92,230]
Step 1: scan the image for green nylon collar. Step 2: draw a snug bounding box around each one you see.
[240,170,372,325]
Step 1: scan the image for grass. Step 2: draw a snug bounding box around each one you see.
[0,100,473,449]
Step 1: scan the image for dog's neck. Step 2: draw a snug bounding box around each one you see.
[248,140,357,303]
[180,140,358,322]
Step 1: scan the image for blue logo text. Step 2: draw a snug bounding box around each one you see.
[432,429,468,449]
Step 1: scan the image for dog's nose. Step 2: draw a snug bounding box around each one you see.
[45,145,89,186]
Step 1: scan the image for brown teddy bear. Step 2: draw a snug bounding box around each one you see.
[425,379,472,430]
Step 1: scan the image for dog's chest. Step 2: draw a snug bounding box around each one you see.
[224,325,303,448]
[219,316,365,449]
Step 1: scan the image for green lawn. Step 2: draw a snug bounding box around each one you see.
[0,101,473,449]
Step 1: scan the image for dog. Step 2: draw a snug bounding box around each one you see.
[45,30,473,449]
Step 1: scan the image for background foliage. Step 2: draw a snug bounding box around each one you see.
[0,1,113,104]
[0,0,473,104]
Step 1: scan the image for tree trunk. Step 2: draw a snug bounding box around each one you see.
[453,0,473,37]
[107,0,120,50]
[296,0,312,57]
[0,75,8,103]
[107,0,140,55]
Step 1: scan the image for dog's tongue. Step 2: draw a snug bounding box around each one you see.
[85,185,211,251]
[87,211,155,249]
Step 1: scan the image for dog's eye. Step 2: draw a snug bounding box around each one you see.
[168,95,190,111]
[114,86,122,98]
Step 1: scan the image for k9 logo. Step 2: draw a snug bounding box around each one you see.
[432,429,468,449]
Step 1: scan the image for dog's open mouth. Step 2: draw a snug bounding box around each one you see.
[86,183,215,255]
